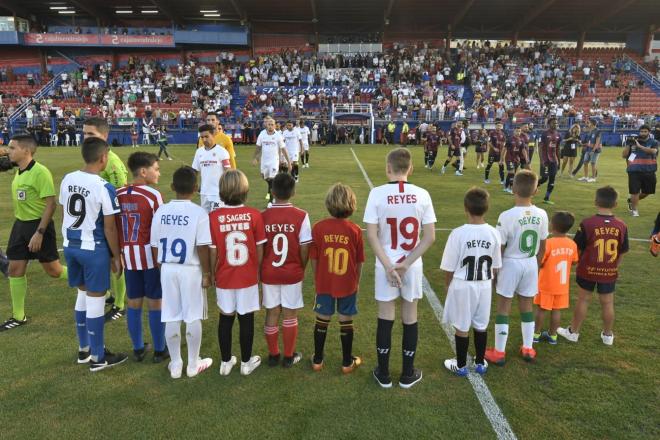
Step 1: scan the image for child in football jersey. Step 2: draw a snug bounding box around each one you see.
[150,166,213,379]
[364,148,436,389]
[59,137,127,371]
[485,170,549,365]
[441,188,502,376]
[210,170,266,376]
[262,173,312,368]
[533,211,579,345]
[192,124,231,213]
[310,183,364,374]
[558,186,629,346]
[117,152,168,363]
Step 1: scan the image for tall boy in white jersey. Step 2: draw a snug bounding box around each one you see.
[441,188,502,376]
[150,166,213,379]
[485,170,548,366]
[297,120,311,168]
[253,116,290,203]
[192,124,231,213]
[282,120,302,182]
[364,148,436,389]
[59,137,127,371]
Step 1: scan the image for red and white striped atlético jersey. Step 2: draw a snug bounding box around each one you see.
[116,184,163,270]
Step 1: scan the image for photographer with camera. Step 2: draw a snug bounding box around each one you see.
[622,125,659,217]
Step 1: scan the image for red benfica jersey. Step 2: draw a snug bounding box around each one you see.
[116,185,163,270]
[540,129,561,164]
[261,203,312,285]
[574,215,629,283]
[310,218,365,298]
[209,205,266,289]
[504,134,523,163]
[489,129,506,156]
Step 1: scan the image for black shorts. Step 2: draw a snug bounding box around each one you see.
[561,147,578,158]
[489,153,501,162]
[506,161,519,172]
[628,172,657,195]
[576,276,616,294]
[6,219,59,263]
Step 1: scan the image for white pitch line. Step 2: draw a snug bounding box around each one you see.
[350,147,517,440]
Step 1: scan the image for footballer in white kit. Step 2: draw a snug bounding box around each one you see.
[364,181,437,302]
[297,120,311,168]
[440,224,502,333]
[282,121,302,182]
[192,124,231,213]
[254,117,290,202]
[496,205,549,298]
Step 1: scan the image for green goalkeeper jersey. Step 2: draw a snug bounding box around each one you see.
[100,149,128,188]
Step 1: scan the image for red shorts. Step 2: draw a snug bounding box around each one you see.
[534,291,568,311]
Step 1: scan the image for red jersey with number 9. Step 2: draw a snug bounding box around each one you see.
[310,218,364,298]
[261,203,312,285]
[574,214,629,283]
[209,205,266,289]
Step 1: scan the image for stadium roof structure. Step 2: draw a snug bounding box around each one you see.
[1,0,658,42]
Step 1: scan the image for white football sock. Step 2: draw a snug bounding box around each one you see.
[186,320,202,369]
[165,321,182,366]
[521,321,535,349]
[494,323,509,352]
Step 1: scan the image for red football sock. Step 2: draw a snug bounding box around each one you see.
[264,325,279,356]
[282,318,298,358]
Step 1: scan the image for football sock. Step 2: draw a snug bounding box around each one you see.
[86,296,105,362]
[494,315,509,353]
[266,179,273,201]
[264,325,280,356]
[313,317,330,364]
[429,152,437,167]
[218,313,236,362]
[282,318,298,358]
[485,161,493,179]
[74,289,89,350]
[402,322,418,376]
[185,319,202,370]
[292,164,299,179]
[474,329,487,365]
[498,164,505,181]
[165,321,182,366]
[339,320,354,367]
[111,273,126,310]
[126,307,144,350]
[237,312,255,363]
[376,318,394,375]
[424,152,429,166]
[58,265,68,280]
[505,173,514,189]
[443,159,451,167]
[521,311,535,349]
[8,275,27,320]
[149,309,166,352]
[455,334,469,369]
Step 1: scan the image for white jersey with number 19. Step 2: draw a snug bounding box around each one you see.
[363,181,436,267]
[496,205,549,259]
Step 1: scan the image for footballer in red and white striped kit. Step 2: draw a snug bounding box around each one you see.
[116,152,168,362]
[261,173,312,368]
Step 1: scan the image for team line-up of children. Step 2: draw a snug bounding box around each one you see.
[4,125,630,389]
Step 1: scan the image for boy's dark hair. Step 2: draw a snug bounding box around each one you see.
[595,185,618,209]
[198,124,214,134]
[10,134,37,153]
[551,211,575,234]
[127,152,159,176]
[81,137,108,164]
[272,172,296,201]
[83,117,110,135]
[512,169,538,198]
[464,187,489,216]
[172,166,197,195]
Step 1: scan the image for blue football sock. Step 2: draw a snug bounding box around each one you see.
[127,307,144,351]
[149,309,166,352]
[75,310,89,350]
[86,296,106,362]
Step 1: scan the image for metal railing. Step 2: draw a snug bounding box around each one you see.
[8,74,64,127]
[622,54,660,92]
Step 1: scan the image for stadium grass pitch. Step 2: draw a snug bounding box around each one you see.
[0,144,658,439]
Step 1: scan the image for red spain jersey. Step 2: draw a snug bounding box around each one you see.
[540,129,561,164]
[209,205,266,289]
[116,184,163,270]
[574,214,629,283]
[310,218,364,298]
[261,203,312,285]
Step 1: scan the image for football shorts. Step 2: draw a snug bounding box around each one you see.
[261,162,279,180]
[442,278,492,332]
[287,148,300,162]
[576,276,616,294]
[6,219,59,263]
[374,264,424,302]
[496,257,539,298]
[64,246,111,293]
[125,268,162,300]
[201,194,223,213]
[161,263,208,323]
[534,291,569,311]
[216,284,260,315]
[302,142,310,151]
[262,282,304,309]
[313,293,357,316]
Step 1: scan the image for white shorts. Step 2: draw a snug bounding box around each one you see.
[261,162,279,180]
[496,257,539,298]
[160,264,208,323]
[216,284,260,315]
[374,264,424,302]
[302,143,310,151]
[442,279,492,332]
[262,282,304,309]
[201,194,223,213]
[287,148,300,162]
